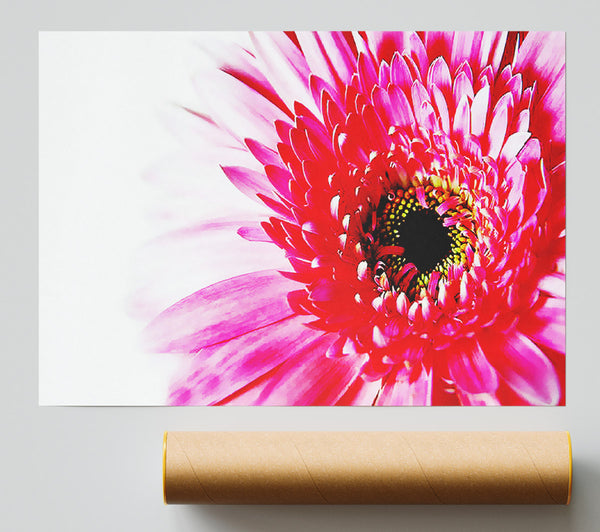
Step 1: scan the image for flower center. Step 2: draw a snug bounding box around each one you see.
[368,184,475,298]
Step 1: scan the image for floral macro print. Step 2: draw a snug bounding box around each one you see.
[142,32,565,406]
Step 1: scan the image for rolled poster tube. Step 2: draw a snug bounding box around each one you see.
[163,431,571,504]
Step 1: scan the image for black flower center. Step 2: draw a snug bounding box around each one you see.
[366,185,474,298]
[389,208,453,271]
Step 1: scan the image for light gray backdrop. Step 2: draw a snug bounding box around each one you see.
[2,0,599,530]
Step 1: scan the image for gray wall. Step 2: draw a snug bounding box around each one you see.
[2,1,599,530]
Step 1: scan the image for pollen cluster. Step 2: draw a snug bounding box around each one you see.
[371,183,476,298]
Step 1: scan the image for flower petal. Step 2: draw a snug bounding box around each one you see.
[249,32,319,116]
[143,270,299,353]
[447,337,499,394]
[169,314,320,405]
[519,295,565,354]
[481,331,561,405]
[375,365,431,405]
[253,336,368,405]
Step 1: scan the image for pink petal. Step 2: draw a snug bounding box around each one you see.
[422,31,453,62]
[426,56,451,96]
[375,365,431,405]
[336,376,383,406]
[458,391,501,406]
[161,106,240,156]
[430,84,450,133]
[143,151,258,201]
[470,83,490,137]
[264,164,293,201]
[447,337,499,394]
[244,138,284,167]
[371,85,395,128]
[237,224,271,242]
[357,52,379,94]
[408,33,429,78]
[481,331,561,405]
[253,335,368,405]
[504,159,526,211]
[411,80,430,116]
[250,32,319,116]
[193,68,288,148]
[221,165,275,202]
[514,32,565,97]
[198,35,292,118]
[453,94,470,138]
[485,32,508,75]
[452,71,474,108]
[169,314,320,405]
[143,270,299,353]
[129,222,288,320]
[388,85,416,127]
[519,295,565,354]
[366,32,411,64]
[517,137,542,166]
[486,98,509,158]
[296,31,356,90]
[499,131,531,165]
[390,52,414,91]
[535,65,566,166]
[513,32,565,164]
[538,273,566,299]
[450,32,481,72]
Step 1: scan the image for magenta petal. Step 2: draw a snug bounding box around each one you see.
[470,83,490,137]
[519,295,565,354]
[220,165,275,201]
[514,32,565,97]
[244,138,284,167]
[193,68,288,147]
[426,56,451,96]
[452,71,474,108]
[367,32,410,64]
[538,273,566,299]
[452,94,470,138]
[408,33,429,78]
[513,31,564,164]
[336,376,382,405]
[388,85,416,127]
[486,99,509,158]
[535,65,565,166]
[254,335,368,405]
[517,137,542,166]
[482,331,561,405]
[430,84,450,133]
[375,365,431,405]
[447,337,499,394]
[390,52,413,91]
[297,32,356,89]
[458,391,500,406]
[504,159,526,211]
[129,221,288,320]
[237,224,271,242]
[250,32,318,116]
[169,314,320,405]
[144,270,299,353]
[499,131,531,165]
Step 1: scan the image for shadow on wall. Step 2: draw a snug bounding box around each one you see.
[169,457,598,532]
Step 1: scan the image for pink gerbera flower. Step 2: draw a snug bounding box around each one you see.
[142,31,565,406]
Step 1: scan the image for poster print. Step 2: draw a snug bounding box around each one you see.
[40,32,565,405]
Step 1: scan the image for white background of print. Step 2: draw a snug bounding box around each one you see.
[39,32,277,404]
[2,0,599,531]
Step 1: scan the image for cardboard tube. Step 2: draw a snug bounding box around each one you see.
[163,431,572,505]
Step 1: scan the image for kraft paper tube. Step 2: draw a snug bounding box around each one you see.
[163,431,572,505]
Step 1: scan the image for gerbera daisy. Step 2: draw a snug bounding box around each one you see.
[141,31,565,406]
